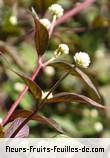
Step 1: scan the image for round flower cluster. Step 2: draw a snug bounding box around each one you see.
[9,16,17,25]
[54,43,69,56]
[73,52,90,68]
[0,118,2,124]
[40,18,51,29]
[44,66,55,76]
[48,4,64,18]
[42,91,53,99]
[14,82,25,92]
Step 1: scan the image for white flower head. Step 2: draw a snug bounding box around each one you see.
[74,52,90,68]
[40,18,51,29]
[0,118,2,124]
[9,16,17,25]
[44,66,55,76]
[54,43,69,57]
[58,44,69,54]
[48,4,64,18]
[94,122,103,132]
[42,91,53,99]
[14,82,25,92]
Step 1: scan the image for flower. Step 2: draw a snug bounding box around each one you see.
[42,91,53,99]
[14,82,25,92]
[48,4,64,18]
[94,122,103,132]
[44,66,55,76]
[54,43,69,56]
[58,44,69,54]
[74,52,90,68]
[9,16,17,25]
[40,18,51,29]
[0,118,2,124]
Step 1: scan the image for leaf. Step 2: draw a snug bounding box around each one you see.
[7,110,64,133]
[31,12,49,56]
[47,92,105,109]
[74,67,101,100]
[0,125,4,138]
[15,71,42,100]
[50,61,100,100]
[5,118,29,138]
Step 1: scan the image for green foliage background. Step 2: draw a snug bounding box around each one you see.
[0,0,110,137]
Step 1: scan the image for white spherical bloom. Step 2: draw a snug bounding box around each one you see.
[94,122,103,132]
[44,66,55,76]
[74,52,90,68]
[54,43,69,56]
[9,16,17,25]
[58,44,69,54]
[40,18,51,29]
[0,118,2,124]
[42,91,53,99]
[14,82,25,92]
[48,4,64,18]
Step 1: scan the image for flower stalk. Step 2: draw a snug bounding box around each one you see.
[2,59,43,126]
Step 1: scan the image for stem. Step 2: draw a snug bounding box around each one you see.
[10,71,70,138]
[2,12,57,127]
[2,60,43,126]
[55,0,96,26]
[49,15,57,38]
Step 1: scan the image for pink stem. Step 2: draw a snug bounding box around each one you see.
[55,0,96,26]
[49,16,56,38]
[2,62,42,126]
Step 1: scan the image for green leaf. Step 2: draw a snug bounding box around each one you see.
[47,92,105,109]
[31,13,49,56]
[50,61,100,100]
[15,71,42,100]
[7,110,64,133]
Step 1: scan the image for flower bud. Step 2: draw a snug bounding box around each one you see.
[74,52,90,68]
[54,43,69,57]
[40,18,51,29]
[48,4,64,18]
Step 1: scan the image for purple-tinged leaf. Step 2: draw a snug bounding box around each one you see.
[31,13,49,56]
[47,92,105,109]
[7,110,64,133]
[74,67,100,100]
[15,71,42,100]
[50,61,100,100]
[0,124,4,138]
[5,118,29,138]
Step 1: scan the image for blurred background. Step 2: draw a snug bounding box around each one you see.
[0,0,110,138]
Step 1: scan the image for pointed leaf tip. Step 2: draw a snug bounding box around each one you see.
[15,71,42,100]
[48,92,105,109]
[50,61,101,101]
[31,12,49,56]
